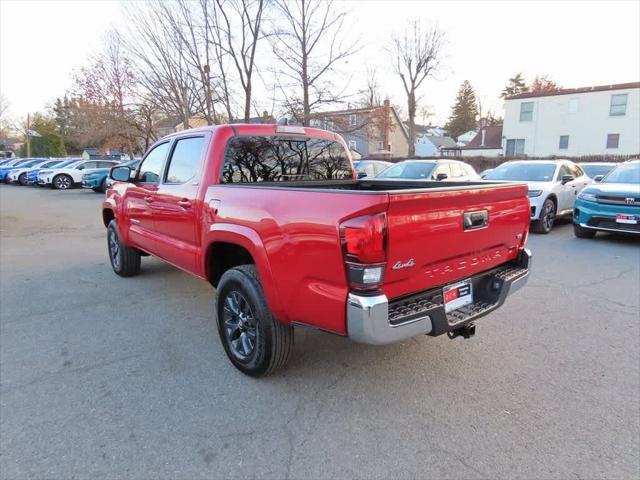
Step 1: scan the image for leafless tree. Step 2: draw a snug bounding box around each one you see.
[123,1,200,130]
[390,21,445,156]
[213,0,265,122]
[360,68,382,108]
[270,0,357,126]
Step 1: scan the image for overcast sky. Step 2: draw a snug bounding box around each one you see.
[1,0,639,126]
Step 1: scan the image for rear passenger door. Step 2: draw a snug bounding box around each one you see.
[152,134,208,274]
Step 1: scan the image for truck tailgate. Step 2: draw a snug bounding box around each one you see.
[383,184,529,300]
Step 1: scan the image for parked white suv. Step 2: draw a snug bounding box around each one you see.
[38,160,119,190]
[483,160,591,233]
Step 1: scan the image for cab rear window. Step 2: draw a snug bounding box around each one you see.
[221,136,353,183]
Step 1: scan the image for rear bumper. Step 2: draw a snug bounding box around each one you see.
[347,248,531,345]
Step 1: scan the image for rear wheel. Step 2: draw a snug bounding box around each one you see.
[107,220,141,277]
[53,174,73,190]
[216,265,293,376]
[18,173,27,185]
[532,198,556,234]
[574,223,596,239]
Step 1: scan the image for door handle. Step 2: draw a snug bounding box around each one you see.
[144,195,153,203]
[177,199,192,208]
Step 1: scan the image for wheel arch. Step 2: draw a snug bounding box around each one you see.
[203,224,285,323]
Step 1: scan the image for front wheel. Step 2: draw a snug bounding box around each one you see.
[216,265,294,376]
[574,223,596,239]
[18,173,27,185]
[107,220,141,277]
[53,174,73,190]
[532,198,556,234]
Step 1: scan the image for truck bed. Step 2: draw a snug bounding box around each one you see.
[216,179,519,193]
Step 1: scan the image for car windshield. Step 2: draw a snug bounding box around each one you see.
[377,161,436,179]
[58,160,81,168]
[484,163,556,182]
[39,161,61,168]
[580,164,616,178]
[602,163,640,184]
[22,159,47,168]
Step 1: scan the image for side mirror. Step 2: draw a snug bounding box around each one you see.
[561,174,574,185]
[593,175,604,182]
[110,165,132,182]
[357,171,367,179]
[436,173,448,181]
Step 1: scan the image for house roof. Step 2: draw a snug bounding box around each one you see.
[461,125,503,150]
[425,135,458,149]
[505,82,640,100]
[312,103,409,141]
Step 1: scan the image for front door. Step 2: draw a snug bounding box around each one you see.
[124,141,171,254]
[152,135,207,274]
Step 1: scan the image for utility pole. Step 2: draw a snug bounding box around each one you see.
[26,113,31,157]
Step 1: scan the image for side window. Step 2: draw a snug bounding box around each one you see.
[165,137,205,184]
[432,163,451,180]
[138,142,170,184]
[557,164,571,181]
[97,161,115,168]
[373,163,387,175]
[569,163,582,178]
[450,162,464,177]
[78,161,97,170]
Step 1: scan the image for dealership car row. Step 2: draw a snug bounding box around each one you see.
[1,153,637,239]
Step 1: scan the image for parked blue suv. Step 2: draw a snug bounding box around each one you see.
[573,160,640,238]
[0,158,47,182]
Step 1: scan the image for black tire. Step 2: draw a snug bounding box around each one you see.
[216,265,293,377]
[532,198,556,234]
[100,177,108,193]
[52,174,73,190]
[574,223,596,239]
[18,173,27,185]
[107,220,141,277]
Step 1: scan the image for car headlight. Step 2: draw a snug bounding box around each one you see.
[527,190,543,198]
[577,191,597,202]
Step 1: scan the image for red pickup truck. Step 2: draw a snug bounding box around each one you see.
[103,124,531,376]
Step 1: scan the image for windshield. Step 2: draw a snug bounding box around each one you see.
[603,163,640,184]
[484,162,556,182]
[58,160,80,168]
[22,159,47,168]
[580,164,616,178]
[377,162,436,179]
[40,160,62,168]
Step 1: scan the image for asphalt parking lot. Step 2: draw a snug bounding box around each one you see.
[1,185,638,479]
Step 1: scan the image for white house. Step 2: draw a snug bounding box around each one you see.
[502,82,640,156]
[415,134,458,156]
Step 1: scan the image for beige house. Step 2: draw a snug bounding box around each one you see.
[309,100,410,158]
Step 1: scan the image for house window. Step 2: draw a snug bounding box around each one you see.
[606,134,620,149]
[559,135,569,150]
[376,141,384,151]
[505,139,525,156]
[519,102,534,122]
[388,143,392,152]
[349,114,356,127]
[348,140,357,150]
[609,94,627,116]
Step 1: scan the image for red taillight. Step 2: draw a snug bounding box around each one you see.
[339,213,387,290]
[340,212,387,263]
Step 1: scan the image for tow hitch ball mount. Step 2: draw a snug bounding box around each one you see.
[447,322,476,340]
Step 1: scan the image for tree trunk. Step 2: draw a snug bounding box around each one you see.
[244,80,252,122]
[407,90,416,157]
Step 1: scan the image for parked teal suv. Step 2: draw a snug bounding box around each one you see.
[573,160,640,238]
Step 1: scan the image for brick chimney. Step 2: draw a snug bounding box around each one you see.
[383,99,391,151]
